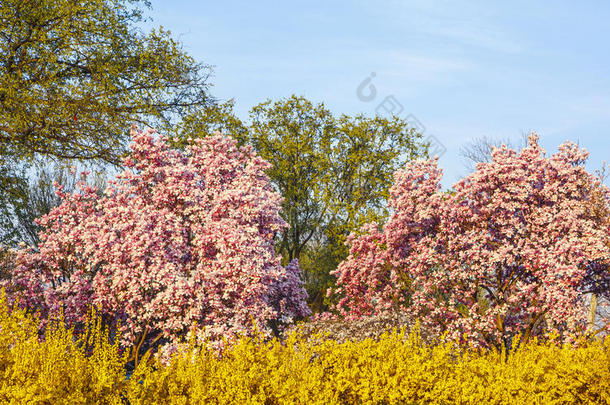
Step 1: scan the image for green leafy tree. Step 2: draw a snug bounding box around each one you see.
[178,96,428,310]
[0,145,29,246]
[0,0,211,163]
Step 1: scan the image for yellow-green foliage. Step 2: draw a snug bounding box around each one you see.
[0,295,608,404]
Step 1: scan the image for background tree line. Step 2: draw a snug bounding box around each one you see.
[0,0,430,311]
[10,0,596,317]
[174,97,428,310]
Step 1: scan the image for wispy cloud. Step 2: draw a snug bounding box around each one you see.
[568,94,610,118]
[361,0,525,54]
[374,51,473,82]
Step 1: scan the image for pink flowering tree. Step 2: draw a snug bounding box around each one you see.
[330,134,610,349]
[4,126,310,361]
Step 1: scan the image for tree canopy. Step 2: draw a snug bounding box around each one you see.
[0,0,211,163]
[4,126,309,362]
[177,96,429,309]
[331,134,610,348]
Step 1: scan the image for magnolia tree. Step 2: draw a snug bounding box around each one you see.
[330,134,610,349]
[4,126,310,360]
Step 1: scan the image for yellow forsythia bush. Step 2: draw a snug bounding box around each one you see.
[130,330,610,405]
[0,293,130,404]
[0,294,608,404]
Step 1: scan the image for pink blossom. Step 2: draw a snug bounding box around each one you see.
[330,133,610,348]
[4,126,310,351]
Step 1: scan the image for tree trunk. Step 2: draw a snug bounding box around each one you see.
[588,293,598,331]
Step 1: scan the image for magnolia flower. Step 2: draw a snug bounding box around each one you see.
[5,126,310,353]
[329,134,610,349]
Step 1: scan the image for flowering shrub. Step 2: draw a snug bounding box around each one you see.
[290,310,435,345]
[138,330,610,404]
[3,126,310,357]
[0,293,128,403]
[331,133,610,348]
[1,296,607,404]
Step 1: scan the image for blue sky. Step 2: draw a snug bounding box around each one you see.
[147,0,610,188]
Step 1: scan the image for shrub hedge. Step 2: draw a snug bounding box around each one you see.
[0,296,608,404]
